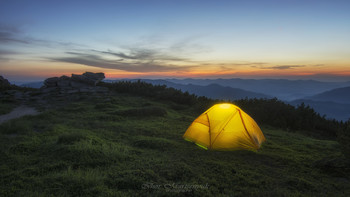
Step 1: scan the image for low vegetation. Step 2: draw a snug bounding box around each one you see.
[101,81,346,139]
[0,81,349,196]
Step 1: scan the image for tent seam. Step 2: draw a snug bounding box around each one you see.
[238,109,258,148]
[210,110,239,147]
[206,113,211,149]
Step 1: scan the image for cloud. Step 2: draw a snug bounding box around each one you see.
[50,51,195,72]
[0,24,197,72]
[271,65,305,69]
[169,35,211,54]
[92,48,188,62]
[0,49,17,55]
[51,48,273,73]
[311,64,325,67]
[252,65,305,70]
[0,49,19,61]
[1,24,286,74]
[0,23,87,49]
[0,29,30,44]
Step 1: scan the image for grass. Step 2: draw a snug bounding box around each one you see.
[0,92,349,196]
[0,97,18,115]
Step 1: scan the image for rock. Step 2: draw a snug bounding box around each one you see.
[0,76,11,87]
[95,87,109,93]
[57,76,71,87]
[71,72,104,86]
[83,72,105,82]
[59,75,70,81]
[70,81,90,88]
[79,87,95,93]
[71,74,89,84]
[13,91,24,99]
[41,72,107,95]
[44,77,59,87]
[66,89,79,94]
[41,87,59,93]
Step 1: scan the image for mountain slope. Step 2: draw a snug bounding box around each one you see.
[136,79,272,100]
[306,86,350,104]
[290,99,350,121]
[20,78,350,101]
[20,81,44,88]
[0,89,349,196]
[166,78,350,101]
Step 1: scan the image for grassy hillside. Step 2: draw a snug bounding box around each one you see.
[0,91,349,196]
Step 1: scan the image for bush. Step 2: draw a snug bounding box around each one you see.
[132,136,176,149]
[235,98,342,139]
[0,120,31,135]
[99,80,202,105]
[100,80,344,139]
[117,106,167,117]
[57,132,86,144]
[94,103,117,110]
[338,121,350,159]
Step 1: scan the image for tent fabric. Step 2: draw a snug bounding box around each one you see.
[183,103,265,151]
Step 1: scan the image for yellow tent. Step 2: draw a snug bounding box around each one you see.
[183,103,265,151]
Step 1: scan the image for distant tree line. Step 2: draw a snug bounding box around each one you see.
[100,80,347,137]
[99,80,211,106]
[0,83,35,92]
[234,98,343,139]
[100,80,349,157]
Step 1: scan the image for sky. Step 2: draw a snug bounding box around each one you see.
[0,0,350,82]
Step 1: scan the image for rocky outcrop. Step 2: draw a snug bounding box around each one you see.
[0,76,11,87]
[42,72,108,94]
[72,72,105,85]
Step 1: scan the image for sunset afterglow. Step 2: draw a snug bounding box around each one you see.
[1,0,349,82]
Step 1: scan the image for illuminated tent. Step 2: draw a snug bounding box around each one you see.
[183,103,265,151]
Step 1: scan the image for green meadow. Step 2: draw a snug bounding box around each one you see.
[0,86,349,196]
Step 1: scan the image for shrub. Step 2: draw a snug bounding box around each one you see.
[132,136,176,149]
[57,132,86,144]
[117,106,167,117]
[338,121,350,159]
[100,80,344,139]
[0,120,31,135]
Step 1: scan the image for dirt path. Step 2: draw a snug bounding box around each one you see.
[0,106,39,124]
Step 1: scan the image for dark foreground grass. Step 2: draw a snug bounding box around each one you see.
[0,93,349,196]
[0,98,18,115]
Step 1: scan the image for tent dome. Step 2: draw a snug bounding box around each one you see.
[183,103,265,150]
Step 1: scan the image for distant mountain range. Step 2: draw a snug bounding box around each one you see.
[138,79,271,100]
[305,86,350,104]
[288,86,350,121]
[20,78,350,121]
[165,78,350,101]
[289,99,350,121]
[20,81,44,89]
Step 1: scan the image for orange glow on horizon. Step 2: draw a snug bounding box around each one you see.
[1,60,349,81]
[5,68,350,80]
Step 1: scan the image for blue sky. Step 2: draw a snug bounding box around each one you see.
[1,0,350,82]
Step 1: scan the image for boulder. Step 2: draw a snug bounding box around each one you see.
[70,81,90,88]
[0,76,11,87]
[41,72,107,94]
[40,87,59,93]
[66,89,79,94]
[83,72,105,82]
[57,75,71,87]
[79,87,96,93]
[95,87,109,93]
[72,72,105,86]
[44,77,59,87]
